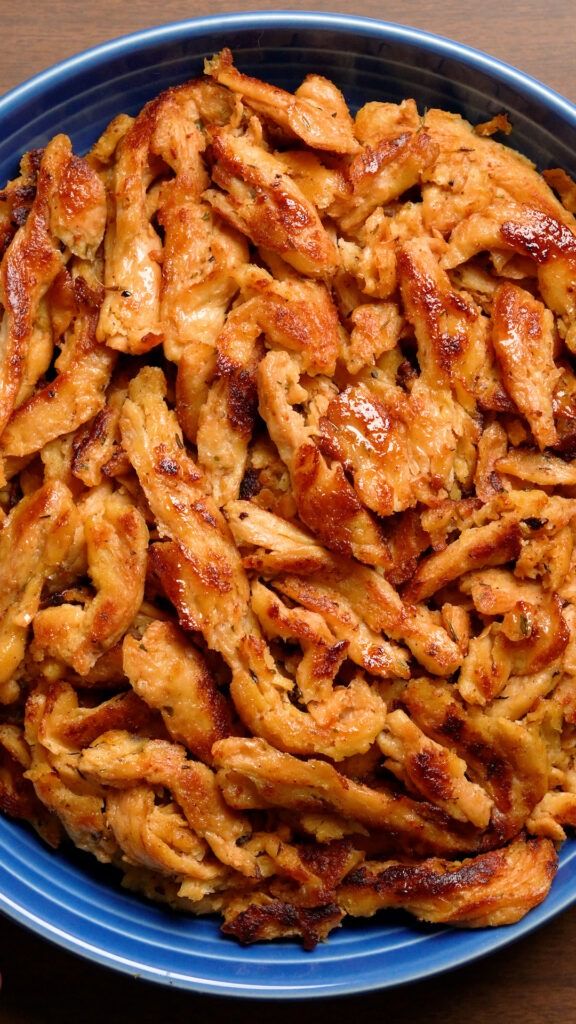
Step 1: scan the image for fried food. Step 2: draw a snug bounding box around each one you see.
[3,48,576,948]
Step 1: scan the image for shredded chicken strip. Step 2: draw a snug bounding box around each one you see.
[205,50,360,155]
[205,126,339,277]
[258,350,392,568]
[213,736,481,855]
[123,620,235,764]
[119,366,256,664]
[491,283,560,449]
[337,836,556,927]
[78,730,256,875]
[0,270,116,457]
[0,482,78,702]
[98,84,208,353]
[0,136,105,437]
[32,491,148,675]
[378,709,493,828]
[107,786,228,881]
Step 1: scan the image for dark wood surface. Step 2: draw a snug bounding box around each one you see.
[1,2,576,1020]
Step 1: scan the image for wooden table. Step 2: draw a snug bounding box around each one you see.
[1,2,575,1021]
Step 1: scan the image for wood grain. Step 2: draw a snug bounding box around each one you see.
[1,2,576,1021]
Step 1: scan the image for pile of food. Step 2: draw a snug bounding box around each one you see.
[2,48,576,947]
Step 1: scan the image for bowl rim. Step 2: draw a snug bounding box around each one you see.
[1,9,576,125]
[2,826,576,999]
[2,8,576,1000]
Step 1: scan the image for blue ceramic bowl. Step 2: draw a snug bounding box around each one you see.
[1,10,576,999]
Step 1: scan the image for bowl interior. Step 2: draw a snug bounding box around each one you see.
[1,12,576,999]
[2,15,576,181]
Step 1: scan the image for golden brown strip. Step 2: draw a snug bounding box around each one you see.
[0,481,78,703]
[32,492,148,675]
[404,516,522,603]
[213,735,481,855]
[491,283,559,449]
[205,126,339,278]
[338,836,556,927]
[0,273,116,457]
[123,621,235,764]
[78,730,256,876]
[205,49,360,155]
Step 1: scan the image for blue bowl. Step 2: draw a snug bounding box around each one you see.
[1,10,576,999]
